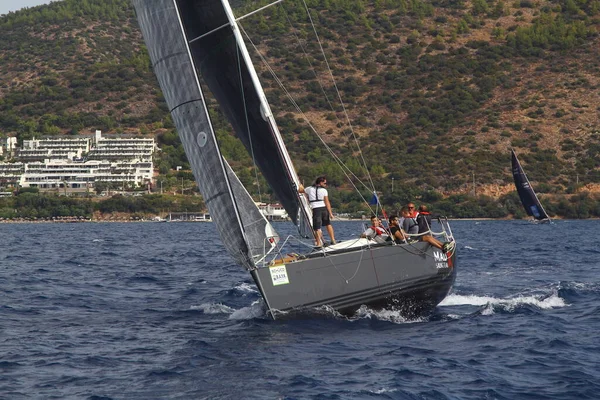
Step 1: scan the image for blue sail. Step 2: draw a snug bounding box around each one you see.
[511,149,550,222]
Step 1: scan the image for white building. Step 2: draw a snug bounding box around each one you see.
[17,159,153,189]
[0,131,156,191]
[1,137,18,158]
[19,137,90,162]
[0,162,24,186]
[87,130,156,161]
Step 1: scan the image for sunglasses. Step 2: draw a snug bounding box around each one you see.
[408,206,415,209]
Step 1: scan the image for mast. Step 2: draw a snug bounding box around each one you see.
[219,0,314,233]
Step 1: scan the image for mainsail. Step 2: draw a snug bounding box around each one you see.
[133,0,280,269]
[135,0,313,238]
[168,0,312,233]
[511,149,550,221]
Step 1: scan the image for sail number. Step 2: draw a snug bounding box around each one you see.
[269,265,290,286]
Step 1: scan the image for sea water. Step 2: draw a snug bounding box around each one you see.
[0,220,598,399]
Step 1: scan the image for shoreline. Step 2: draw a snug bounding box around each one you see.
[0,217,595,224]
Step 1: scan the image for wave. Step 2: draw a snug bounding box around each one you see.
[190,303,235,314]
[441,291,567,314]
[557,280,600,294]
[193,280,591,322]
[229,300,267,320]
[369,388,398,395]
[231,282,258,295]
[188,300,267,320]
[352,305,429,324]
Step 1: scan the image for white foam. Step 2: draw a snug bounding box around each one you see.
[370,388,398,394]
[233,282,258,294]
[481,303,495,315]
[190,303,234,314]
[353,305,427,324]
[440,292,567,310]
[441,294,500,306]
[229,300,266,320]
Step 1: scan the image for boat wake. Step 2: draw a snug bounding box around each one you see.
[440,289,567,315]
[195,280,584,322]
[229,301,267,320]
[230,282,259,295]
[190,303,235,314]
[352,305,429,324]
[188,300,267,320]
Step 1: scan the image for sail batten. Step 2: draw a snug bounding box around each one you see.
[188,22,229,44]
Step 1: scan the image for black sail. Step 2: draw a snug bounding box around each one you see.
[133,0,279,269]
[511,149,550,221]
[171,0,310,228]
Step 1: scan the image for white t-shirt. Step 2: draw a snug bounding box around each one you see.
[304,185,327,209]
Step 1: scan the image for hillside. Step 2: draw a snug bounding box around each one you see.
[0,0,599,213]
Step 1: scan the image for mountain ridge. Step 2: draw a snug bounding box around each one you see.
[1,0,599,206]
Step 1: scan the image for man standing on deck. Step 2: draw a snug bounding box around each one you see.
[299,176,336,247]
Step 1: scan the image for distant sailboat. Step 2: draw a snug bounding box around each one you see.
[132,0,457,319]
[511,149,551,223]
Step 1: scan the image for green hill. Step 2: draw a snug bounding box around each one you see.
[1,0,599,218]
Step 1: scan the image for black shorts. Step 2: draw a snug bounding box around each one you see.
[312,207,330,229]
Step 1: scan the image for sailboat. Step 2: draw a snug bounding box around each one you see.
[132,0,457,319]
[511,149,551,223]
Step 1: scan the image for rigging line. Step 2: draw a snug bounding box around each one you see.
[238,25,378,213]
[236,41,263,203]
[280,4,337,119]
[300,0,376,194]
[329,245,365,283]
[401,243,429,257]
[236,0,284,22]
[188,1,284,44]
[280,4,372,193]
[403,232,450,258]
[238,60,373,217]
[237,7,376,211]
[289,6,367,175]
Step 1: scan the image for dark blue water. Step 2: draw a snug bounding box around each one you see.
[1,220,599,399]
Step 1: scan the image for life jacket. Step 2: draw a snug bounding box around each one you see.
[370,226,386,235]
[308,186,324,203]
[405,217,418,231]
